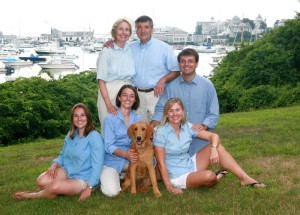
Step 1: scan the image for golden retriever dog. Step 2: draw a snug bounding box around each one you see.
[121,121,162,197]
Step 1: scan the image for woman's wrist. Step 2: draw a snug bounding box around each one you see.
[211,143,218,148]
[165,182,172,189]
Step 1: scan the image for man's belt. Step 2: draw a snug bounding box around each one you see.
[135,87,154,93]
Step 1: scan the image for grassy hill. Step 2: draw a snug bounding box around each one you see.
[1,105,299,215]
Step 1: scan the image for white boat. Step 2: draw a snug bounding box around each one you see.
[38,56,78,69]
[93,43,103,51]
[183,45,216,53]
[61,54,78,60]
[81,45,95,52]
[2,57,33,68]
[35,47,66,55]
[0,61,6,72]
[209,62,219,68]
[4,76,17,82]
[197,45,216,53]
[211,53,227,62]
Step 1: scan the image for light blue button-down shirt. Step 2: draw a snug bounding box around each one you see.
[129,37,179,89]
[103,108,141,173]
[96,44,135,82]
[53,130,105,187]
[153,122,198,179]
[152,74,219,155]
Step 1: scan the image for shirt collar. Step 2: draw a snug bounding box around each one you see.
[116,108,137,124]
[164,122,188,133]
[179,74,199,85]
[113,43,129,51]
[138,37,153,47]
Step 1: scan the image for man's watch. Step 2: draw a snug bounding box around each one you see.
[211,144,217,148]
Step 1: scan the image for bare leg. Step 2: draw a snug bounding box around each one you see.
[186,170,217,188]
[195,144,265,187]
[217,144,265,186]
[13,168,84,199]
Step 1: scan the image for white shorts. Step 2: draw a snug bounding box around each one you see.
[170,154,197,189]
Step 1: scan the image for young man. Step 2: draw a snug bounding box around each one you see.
[151,48,219,156]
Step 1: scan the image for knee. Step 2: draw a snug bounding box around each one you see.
[204,171,218,187]
[101,184,120,197]
[36,172,49,188]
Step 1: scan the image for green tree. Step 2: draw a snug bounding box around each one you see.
[211,17,300,113]
[195,24,202,35]
[243,18,255,29]
[0,71,99,146]
[259,21,267,30]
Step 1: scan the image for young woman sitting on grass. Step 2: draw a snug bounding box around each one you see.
[13,103,105,201]
[153,98,266,195]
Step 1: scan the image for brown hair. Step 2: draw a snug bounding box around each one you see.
[69,103,96,139]
[111,18,132,40]
[159,98,187,127]
[177,48,199,63]
[115,85,140,110]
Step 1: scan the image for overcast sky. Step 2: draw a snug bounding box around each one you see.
[1,0,299,37]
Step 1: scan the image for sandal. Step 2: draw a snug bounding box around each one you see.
[215,169,229,179]
[244,182,266,187]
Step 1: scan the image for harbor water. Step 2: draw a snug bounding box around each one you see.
[0,47,215,84]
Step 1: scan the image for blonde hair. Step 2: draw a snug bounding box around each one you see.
[159,98,187,127]
[111,18,132,39]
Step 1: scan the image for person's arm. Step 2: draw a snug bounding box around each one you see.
[151,87,170,123]
[150,120,159,128]
[197,130,220,164]
[154,71,180,97]
[104,116,138,162]
[202,83,219,130]
[102,40,114,48]
[154,146,183,194]
[79,131,105,201]
[113,148,138,162]
[98,79,117,115]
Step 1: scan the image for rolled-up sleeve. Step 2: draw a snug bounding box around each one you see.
[96,48,109,81]
[87,131,105,187]
[202,84,219,130]
[103,115,118,155]
[52,136,68,167]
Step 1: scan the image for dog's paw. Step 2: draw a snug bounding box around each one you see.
[154,191,162,197]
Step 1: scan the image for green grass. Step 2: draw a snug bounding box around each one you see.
[1,105,300,215]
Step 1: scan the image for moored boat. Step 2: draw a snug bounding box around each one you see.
[38,56,78,69]
[2,57,33,68]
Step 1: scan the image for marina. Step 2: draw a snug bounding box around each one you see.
[0,46,226,84]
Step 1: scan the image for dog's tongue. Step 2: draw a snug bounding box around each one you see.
[137,141,142,145]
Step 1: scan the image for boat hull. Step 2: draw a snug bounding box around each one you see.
[38,64,77,69]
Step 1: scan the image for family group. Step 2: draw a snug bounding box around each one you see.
[13,15,265,201]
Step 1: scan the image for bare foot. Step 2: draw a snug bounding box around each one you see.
[13,191,35,199]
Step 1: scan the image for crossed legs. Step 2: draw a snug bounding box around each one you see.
[13,168,84,199]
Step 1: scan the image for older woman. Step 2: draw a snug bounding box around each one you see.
[96,18,135,130]
[13,103,105,201]
[154,98,265,195]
